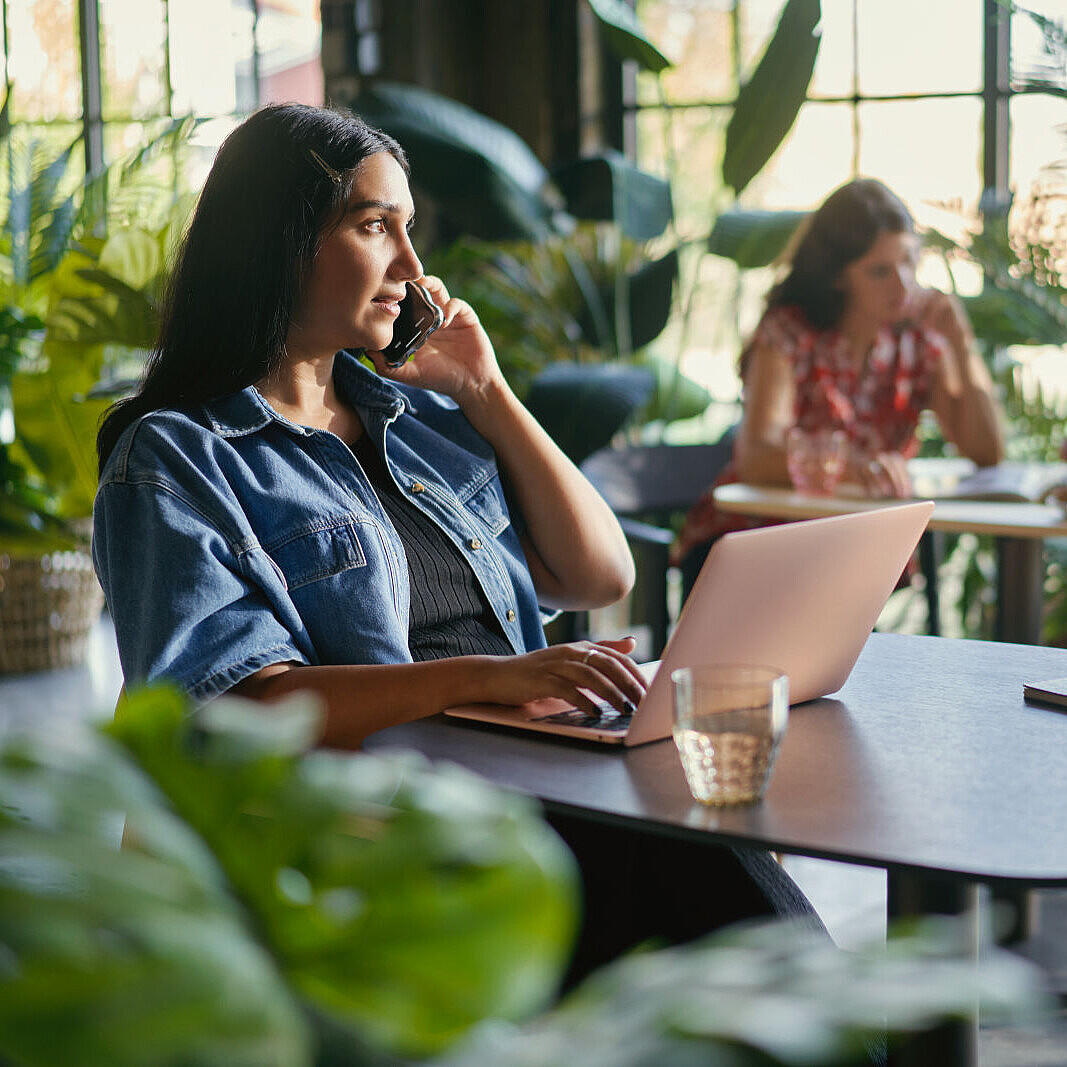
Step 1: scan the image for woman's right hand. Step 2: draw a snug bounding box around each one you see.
[477,638,648,716]
[846,449,912,498]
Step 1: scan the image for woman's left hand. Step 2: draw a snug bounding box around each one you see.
[365,275,503,401]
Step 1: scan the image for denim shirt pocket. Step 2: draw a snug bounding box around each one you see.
[456,471,511,538]
[265,517,368,591]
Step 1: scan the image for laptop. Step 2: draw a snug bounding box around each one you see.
[445,499,935,746]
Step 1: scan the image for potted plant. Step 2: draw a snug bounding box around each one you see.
[0,105,193,672]
[0,685,1049,1065]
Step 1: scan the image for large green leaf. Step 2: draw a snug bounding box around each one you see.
[585,0,672,73]
[9,331,109,520]
[722,0,822,195]
[444,916,1047,1066]
[0,710,313,1067]
[707,208,808,268]
[108,687,579,1060]
[577,249,679,351]
[639,350,713,426]
[552,149,673,241]
[357,81,566,242]
[0,690,1049,1066]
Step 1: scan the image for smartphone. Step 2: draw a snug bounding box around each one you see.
[380,280,444,368]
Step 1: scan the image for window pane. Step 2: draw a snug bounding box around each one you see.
[809,0,855,99]
[737,0,788,76]
[857,98,983,234]
[100,0,169,120]
[749,102,855,208]
[6,0,80,121]
[257,0,324,107]
[636,0,736,106]
[1010,94,1067,200]
[169,0,255,115]
[857,0,981,95]
[636,104,729,237]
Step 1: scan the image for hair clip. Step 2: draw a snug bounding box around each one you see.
[308,149,342,185]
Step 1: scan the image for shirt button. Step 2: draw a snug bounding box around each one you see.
[468,537,482,550]
[410,482,425,493]
[506,609,517,622]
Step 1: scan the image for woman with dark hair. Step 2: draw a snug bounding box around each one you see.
[94,103,820,985]
[672,177,1005,577]
[95,102,644,741]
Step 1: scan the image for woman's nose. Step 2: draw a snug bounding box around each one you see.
[395,232,423,281]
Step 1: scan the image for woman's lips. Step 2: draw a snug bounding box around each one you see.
[373,296,401,317]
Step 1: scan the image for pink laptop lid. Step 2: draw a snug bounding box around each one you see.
[624,499,934,744]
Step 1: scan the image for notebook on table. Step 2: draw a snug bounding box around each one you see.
[445,499,935,746]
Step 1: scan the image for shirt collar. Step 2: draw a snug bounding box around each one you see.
[202,350,409,438]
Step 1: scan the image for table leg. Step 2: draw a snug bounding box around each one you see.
[886,871,980,1067]
[990,537,1042,945]
[996,537,1044,645]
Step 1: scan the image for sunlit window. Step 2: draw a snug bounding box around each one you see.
[0,0,324,178]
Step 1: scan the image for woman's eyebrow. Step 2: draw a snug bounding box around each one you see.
[349,198,404,214]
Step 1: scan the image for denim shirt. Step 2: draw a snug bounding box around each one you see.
[93,352,548,704]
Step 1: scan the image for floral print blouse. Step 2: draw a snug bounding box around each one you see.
[671,305,945,565]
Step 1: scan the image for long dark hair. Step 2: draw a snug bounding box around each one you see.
[768,178,914,329]
[97,103,407,471]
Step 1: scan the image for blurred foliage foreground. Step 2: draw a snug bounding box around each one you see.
[0,687,1052,1066]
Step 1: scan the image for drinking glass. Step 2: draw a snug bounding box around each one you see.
[786,427,847,495]
[671,664,788,806]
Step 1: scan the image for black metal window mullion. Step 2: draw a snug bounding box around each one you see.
[982,0,1012,210]
[78,0,105,178]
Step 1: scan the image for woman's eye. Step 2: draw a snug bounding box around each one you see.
[366,218,387,233]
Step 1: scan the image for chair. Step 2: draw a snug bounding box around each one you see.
[525,362,657,466]
[574,440,734,657]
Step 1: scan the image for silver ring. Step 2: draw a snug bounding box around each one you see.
[581,647,597,665]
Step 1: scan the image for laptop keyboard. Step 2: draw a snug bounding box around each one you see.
[533,705,634,733]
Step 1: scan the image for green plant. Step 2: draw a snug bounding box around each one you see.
[0,105,194,554]
[0,687,1050,1066]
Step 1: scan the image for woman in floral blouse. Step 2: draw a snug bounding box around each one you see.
[672,178,1005,575]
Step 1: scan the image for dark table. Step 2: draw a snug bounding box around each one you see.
[367,632,1067,1065]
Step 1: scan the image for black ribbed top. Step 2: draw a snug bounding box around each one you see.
[351,435,513,661]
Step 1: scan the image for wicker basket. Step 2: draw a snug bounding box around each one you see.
[0,541,105,674]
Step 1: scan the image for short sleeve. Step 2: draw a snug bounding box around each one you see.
[93,478,309,705]
[750,306,807,362]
